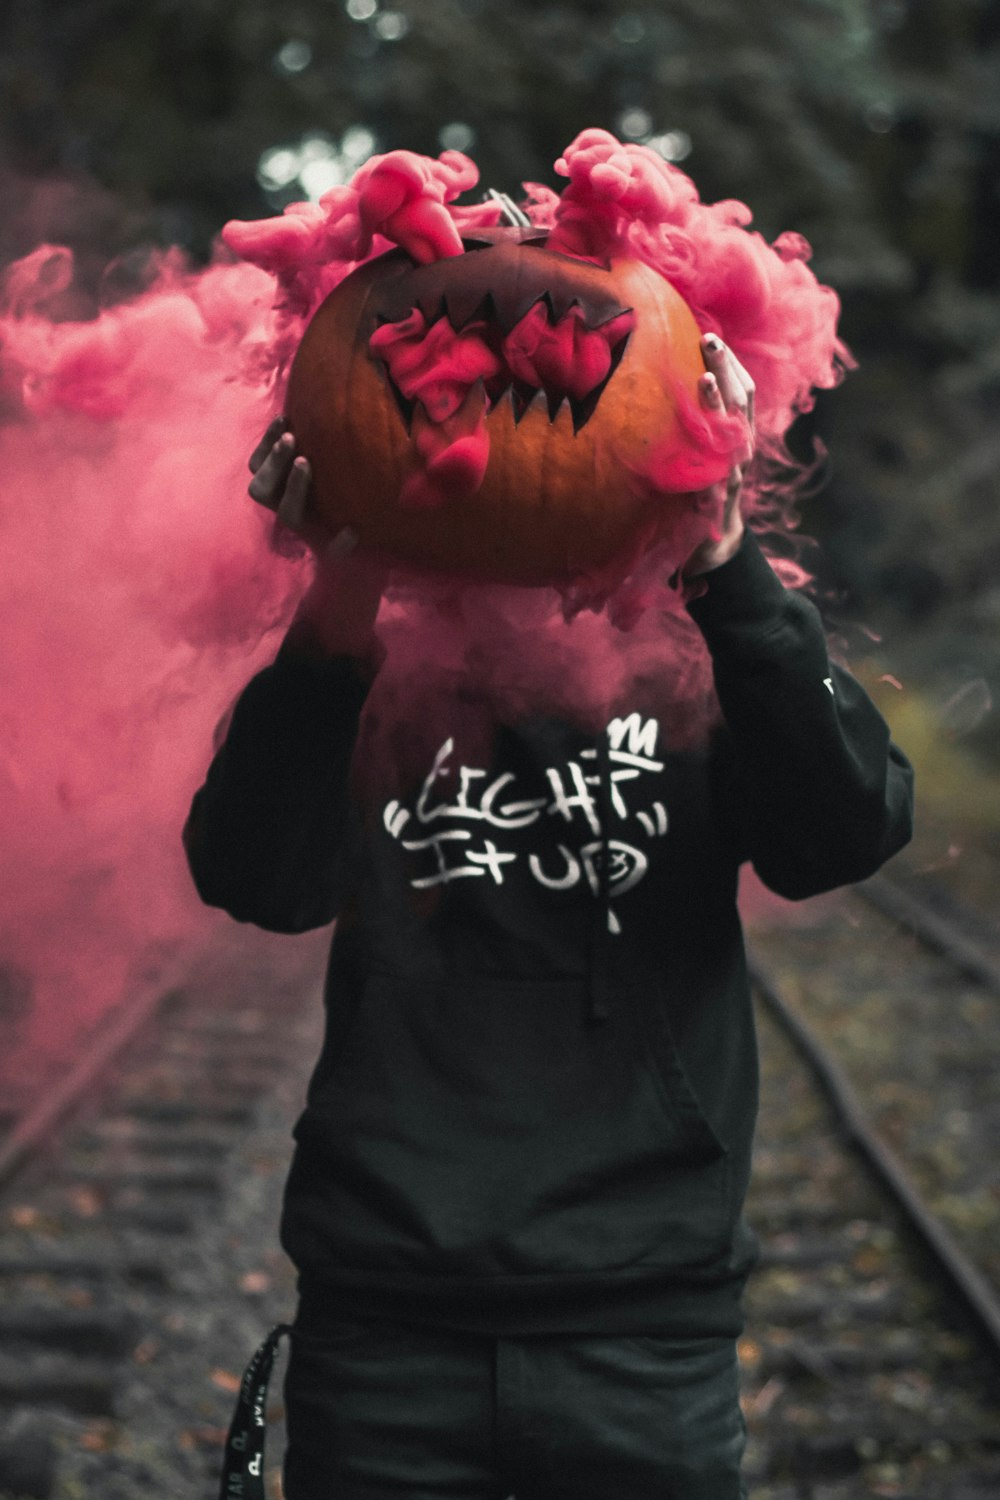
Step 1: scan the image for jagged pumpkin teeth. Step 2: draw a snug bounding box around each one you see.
[372,300,636,431]
[361,291,641,516]
[502,304,635,402]
[375,234,633,337]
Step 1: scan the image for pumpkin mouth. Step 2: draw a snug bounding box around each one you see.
[368,233,638,439]
[375,297,635,437]
[362,234,643,510]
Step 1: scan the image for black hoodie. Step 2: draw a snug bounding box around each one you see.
[184,531,914,1338]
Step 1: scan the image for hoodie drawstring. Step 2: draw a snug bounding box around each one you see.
[587,731,614,1023]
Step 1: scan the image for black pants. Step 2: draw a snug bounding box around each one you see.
[283,1319,747,1499]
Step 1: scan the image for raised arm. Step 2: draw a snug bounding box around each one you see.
[681,339,913,898]
[183,422,386,932]
[689,531,913,898]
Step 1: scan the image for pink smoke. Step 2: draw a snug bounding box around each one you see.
[549,130,851,438]
[1,134,848,1063]
[0,239,307,1066]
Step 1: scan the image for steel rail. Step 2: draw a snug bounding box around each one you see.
[857,872,1000,992]
[0,982,176,1191]
[747,949,1000,1370]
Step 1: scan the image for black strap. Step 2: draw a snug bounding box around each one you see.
[218,1323,292,1500]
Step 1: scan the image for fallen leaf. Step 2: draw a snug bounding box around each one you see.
[181,1426,228,1451]
[79,1422,116,1453]
[68,1185,103,1218]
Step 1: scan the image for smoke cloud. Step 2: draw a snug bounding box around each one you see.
[0,240,306,1064]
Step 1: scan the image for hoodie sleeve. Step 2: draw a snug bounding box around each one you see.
[687,530,914,900]
[182,617,371,933]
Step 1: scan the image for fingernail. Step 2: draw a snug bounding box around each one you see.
[702,334,722,351]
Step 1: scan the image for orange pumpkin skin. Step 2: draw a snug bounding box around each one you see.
[286,233,709,585]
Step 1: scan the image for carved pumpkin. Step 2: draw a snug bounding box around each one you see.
[286,226,711,586]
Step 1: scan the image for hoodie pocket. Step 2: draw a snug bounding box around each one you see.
[632,995,730,1169]
[289,974,732,1278]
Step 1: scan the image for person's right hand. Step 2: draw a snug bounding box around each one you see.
[248,417,387,665]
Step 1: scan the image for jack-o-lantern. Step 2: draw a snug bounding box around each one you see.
[227,134,844,592]
[286,227,715,586]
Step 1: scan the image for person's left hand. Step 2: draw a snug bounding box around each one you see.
[682,334,756,578]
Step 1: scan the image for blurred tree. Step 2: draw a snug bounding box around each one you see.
[1,0,998,649]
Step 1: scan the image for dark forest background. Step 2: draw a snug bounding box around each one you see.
[2,0,998,731]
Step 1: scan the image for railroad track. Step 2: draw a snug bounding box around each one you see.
[0,925,326,1500]
[742,861,1000,1498]
[0,862,998,1499]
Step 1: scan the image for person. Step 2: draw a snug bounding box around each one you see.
[184,336,914,1500]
